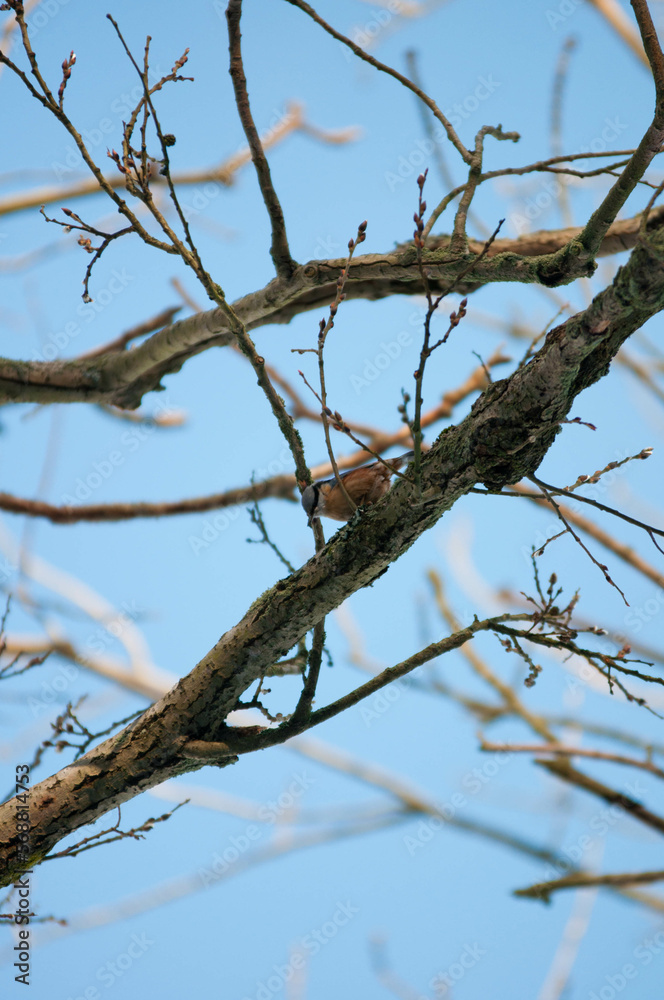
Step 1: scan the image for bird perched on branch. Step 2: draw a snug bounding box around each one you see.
[301,452,415,525]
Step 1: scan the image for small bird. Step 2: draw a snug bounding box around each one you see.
[301,452,414,525]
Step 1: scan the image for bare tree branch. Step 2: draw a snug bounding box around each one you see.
[284,0,472,165]
[480,740,664,781]
[516,868,664,902]
[0,101,357,219]
[226,0,297,278]
[3,219,664,879]
[2,206,663,410]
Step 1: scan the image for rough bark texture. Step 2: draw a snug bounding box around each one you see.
[1,228,663,886]
[1,209,662,410]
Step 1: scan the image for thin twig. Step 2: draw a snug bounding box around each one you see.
[473,482,664,590]
[294,221,368,522]
[226,0,296,278]
[0,348,510,525]
[77,306,182,358]
[536,757,664,836]
[530,468,664,558]
[516,868,664,902]
[284,0,472,164]
[246,501,296,574]
[404,49,489,238]
[421,148,658,239]
[450,126,518,253]
[550,37,577,228]
[480,740,664,781]
[527,475,629,604]
[42,802,187,862]
[290,621,326,726]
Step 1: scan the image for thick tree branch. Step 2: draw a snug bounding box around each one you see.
[2,228,664,882]
[0,478,298,523]
[536,757,664,835]
[2,209,663,409]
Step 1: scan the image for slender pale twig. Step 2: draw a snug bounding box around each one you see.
[550,37,577,228]
[588,0,648,67]
[480,740,664,782]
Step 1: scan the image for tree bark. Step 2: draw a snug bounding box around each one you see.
[2,226,663,886]
[1,209,662,410]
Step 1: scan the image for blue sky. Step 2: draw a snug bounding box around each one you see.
[1,1,664,998]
